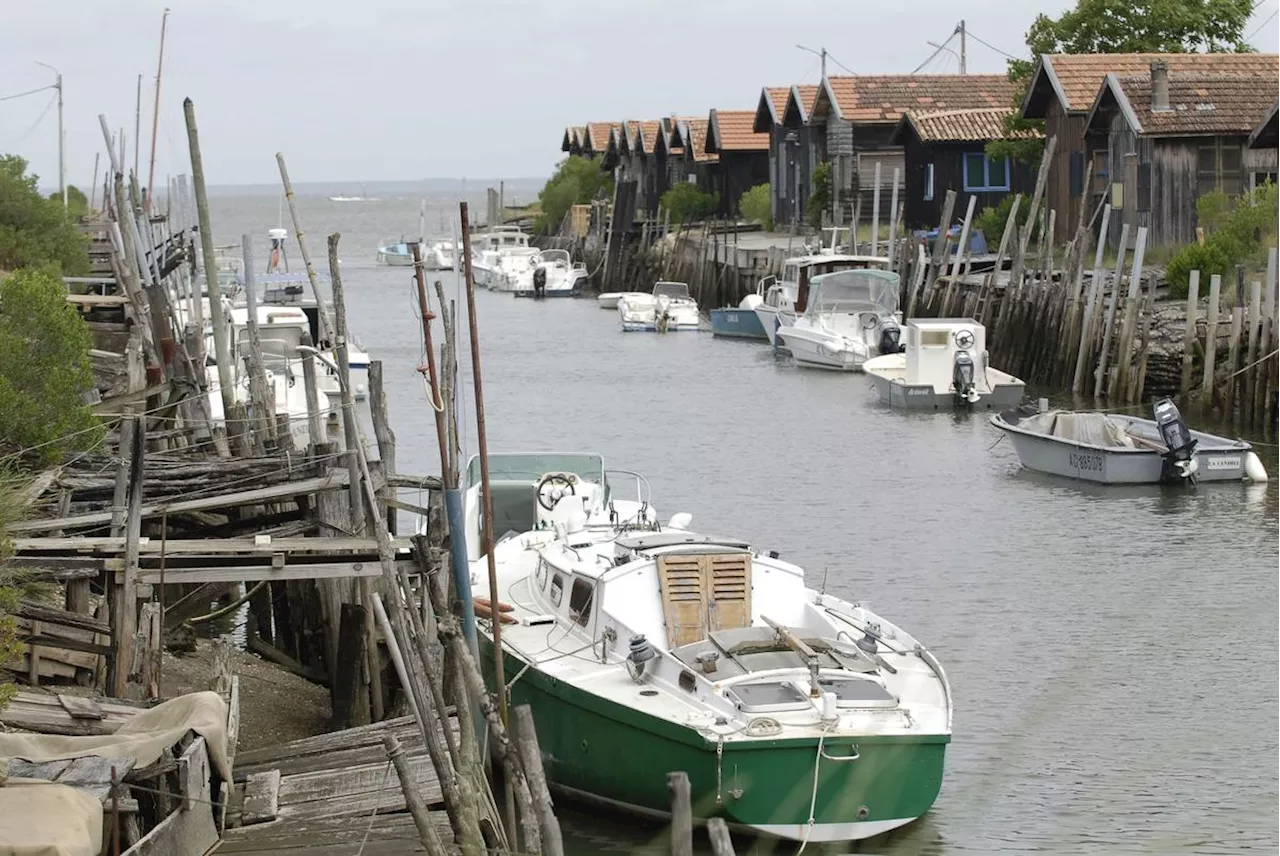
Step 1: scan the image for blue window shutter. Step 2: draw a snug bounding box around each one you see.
[1069,150,1084,198]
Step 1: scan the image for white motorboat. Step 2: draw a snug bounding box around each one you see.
[775,269,904,371]
[991,397,1268,485]
[511,250,588,298]
[754,252,893,348]
[378,201,427,267]
[230,304,337,444]
[863,319,1025,410]
[597,292,633,310]
[458,452,952,843]
[470,226,533,288]
[618,281,700,332]
[429,241,457,271]
[255,272,370,399]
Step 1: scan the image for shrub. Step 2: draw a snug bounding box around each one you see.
[806,163,831,227]
[535,155,613,234]
[0,155,89,275]
[660,182,718,224]
[738,183,772,230]
[974,194,1031,245]
[1165,182,1278,299]
[0,267,103,465]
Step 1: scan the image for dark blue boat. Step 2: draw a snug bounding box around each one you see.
[710,305,767,340]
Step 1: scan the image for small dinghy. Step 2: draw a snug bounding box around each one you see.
[863,319,1024,409]
[709,292,767,340]
[991,397,1268,485]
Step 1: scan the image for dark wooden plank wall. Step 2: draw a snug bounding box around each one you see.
[718,151,770,216]
[901,134,1035,229]
[1044,101,1089,242]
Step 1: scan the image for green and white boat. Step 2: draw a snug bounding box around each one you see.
[462,453,952,845]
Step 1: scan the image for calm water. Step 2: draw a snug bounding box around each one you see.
[205,189,1280,855]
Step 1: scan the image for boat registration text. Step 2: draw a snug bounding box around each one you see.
[1205,456,1241,470]
[1069,451,1105,473]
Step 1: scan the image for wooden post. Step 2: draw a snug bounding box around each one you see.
[1224,265,1245,416]
[240,235,276,453]
[979,195,1020,328]
[1073,204,1112,392]
[707,818,736,856]
[276,153,335,347]
[368,361,397,535]
[1181,270,1201,394]
[300,332,324,449]
[1093,224,1130,398]
[887,167,900,269]
[667,772,693,856]
[109,339,145,697]
[182,99,236,422]
[513,705,565,856]
[1203,274,1222,403]
[1011,135,1058,300]
[1244,279,1263,424]
[1131,236,1158,403]
[331,602,369,729]
[209,635,232,695]
[382,734,450,856]
[1109,226,1147,401]
[907,243,928,318]
[869,161,882,257]
[927,190,957,289]
[943,194,978,315]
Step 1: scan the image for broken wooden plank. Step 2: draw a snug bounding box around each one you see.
[57,693,105,720]
[17,601,111,635]
[14,535,410,555]
[123,737,219,856]
[65,293,131,306]
[130,558,419,584]
[219,813,453,854]
[9,471,353,532]
[273,754,445,821]
[241,769,282,825]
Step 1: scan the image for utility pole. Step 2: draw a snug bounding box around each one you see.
[36,61,65,209]
[958,20,967,74]
[796,44,828,80]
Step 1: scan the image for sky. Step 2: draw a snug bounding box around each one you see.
[2,0,1278,188]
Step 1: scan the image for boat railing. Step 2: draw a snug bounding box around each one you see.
[756,274,776,296]
[604,468,652,507]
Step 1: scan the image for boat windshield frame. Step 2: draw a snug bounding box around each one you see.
[804,269,900,317]
[653,281,691,300]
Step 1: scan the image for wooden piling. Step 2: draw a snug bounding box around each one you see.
[1093,224,1131,398]
[513,705,565,856]
[1110,226,1147,402]
[1224,266,1245,417]
[870,161,882,257]
[368,361,396,535]
[667,771,693,856]
[1181,270,1201,394]
[382,734,450,856]
[926,190,957,291]
[707,818,736,856]
[979,195,1020,328]
[241,235,277,453]
[1011,135,1058,301]
[276,153,336,347]
[1244,279,1263,424]
[1203,274,1222,405]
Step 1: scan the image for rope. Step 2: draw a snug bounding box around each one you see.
[796,721,836,854]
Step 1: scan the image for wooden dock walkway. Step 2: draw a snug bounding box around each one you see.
[221,716,464,855]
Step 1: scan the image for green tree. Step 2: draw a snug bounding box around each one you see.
[0,477,25,708]
[805,163,832,228]
[987,0,1256,163]
[47,185,90,219]
[0,268,103,465]
[737,183,772,230]
[0,155,90,275]
[535,155,614,233]
[974,195,1032,246]
[659,182,719,224]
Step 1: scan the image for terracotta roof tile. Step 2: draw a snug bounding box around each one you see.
[635,120,664,154]
[677,117,719,163]
[584,122,619,154]
[785,85,821,123]
[767,87,791,122]
[1111,71,1280,136]
[903,107,1043,143]
[818,75,1015,123]
[709,110,770,152]
[1040,52,1279,113]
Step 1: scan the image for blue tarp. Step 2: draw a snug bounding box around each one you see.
[911,225,988,255]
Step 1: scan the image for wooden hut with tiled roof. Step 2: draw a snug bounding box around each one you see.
[1020,51,1279,240]
[755,84,820,226]
[890,107,1041,228]
[705,109,770,217]
[560,126,585,156]
[806,74,1016,224]
[667,116,720,199]
[1082,58,1280,246]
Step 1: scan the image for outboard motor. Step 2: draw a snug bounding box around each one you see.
[952,350,980,404]
[1152,397,1198,483]
[877,319,904,355]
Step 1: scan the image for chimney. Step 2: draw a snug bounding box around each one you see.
[1151,60,1171,112]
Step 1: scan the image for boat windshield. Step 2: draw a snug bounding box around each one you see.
[653,282,690,300]
[805,269,900,316]
[538,249,570,266]
[465,453,607,491]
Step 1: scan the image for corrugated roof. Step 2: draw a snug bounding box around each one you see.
[1032,52,1280,114]
[815,74,1015,123]
[901,107,1043,143]
[708,109,770,152]
[1101,71,1280,137]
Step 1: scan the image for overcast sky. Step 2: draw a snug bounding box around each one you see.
[2,0,1278,188]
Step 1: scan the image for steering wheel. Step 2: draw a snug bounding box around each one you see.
[954,329,975,349]
[861,312,880,330]
[536,473,576,511]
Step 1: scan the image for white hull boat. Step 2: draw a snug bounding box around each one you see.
[775,269,905,371]
[753,252,892,349]
[991,398,1268,485]
[458,452,952,844]
[511,249,588,298]
[598,292,642,310]
[618,281,700,332]
[375,242,415,266]
[864,319,1024,409]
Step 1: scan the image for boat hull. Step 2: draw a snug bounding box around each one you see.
[992,413,1262,484]
[376,250,413,267]
[709,308,767,340]
[777,330,866,371]
[486,642,947,843]
[866,371,1025,410]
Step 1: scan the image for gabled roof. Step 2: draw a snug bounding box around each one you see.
[660,116,685,155]
[753,86,794,132]
[672,117,718,163]
[781,84,821,128]
[583,122,619,155]
[810,74,1015,125]
[706,109,770,154]
[1021,52,1280,117]
[1249,99,1278,149]
[560,126,584,154]
[616,121,642,155]
[890,107,1043,145]
[634,120,665,155]
[1084,70,1280,138]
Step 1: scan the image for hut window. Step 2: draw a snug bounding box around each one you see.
[568,577,595,627]
[923,164,934,201]
[962,153,1010,192]
[1069,151,1085,198]
[1092,150,1110,195]
[1198,141,1244,198]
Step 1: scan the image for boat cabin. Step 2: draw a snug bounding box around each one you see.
[475,227,530,253]
[802,269,900,322]
[652,281,692,300]
[763,253,892,314]
[256,272,331,349]
[904,318,987,391]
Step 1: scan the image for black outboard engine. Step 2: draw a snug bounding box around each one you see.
[952,350,979,404]
[877,319,904,355]
[1152,397,1198,483]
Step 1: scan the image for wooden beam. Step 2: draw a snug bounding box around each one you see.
[15,534,410,555]
[9,471,353,533]
[128,558,421,584]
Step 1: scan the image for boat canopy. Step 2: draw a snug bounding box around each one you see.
[804,269,900,317]
[653,281,691,300]
[1011,411,1136,448]
[537,249,571,266]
